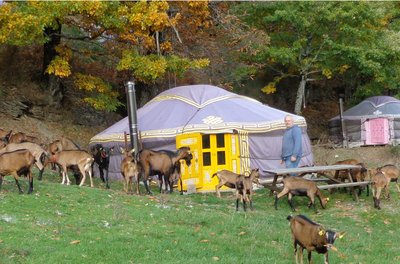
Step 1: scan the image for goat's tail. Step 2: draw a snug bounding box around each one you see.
[287,215,293,222]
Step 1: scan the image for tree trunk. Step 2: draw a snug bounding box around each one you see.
[42,21,63,106]
[294,75,306,114]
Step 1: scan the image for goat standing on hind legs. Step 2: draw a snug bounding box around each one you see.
[287,214,345,264]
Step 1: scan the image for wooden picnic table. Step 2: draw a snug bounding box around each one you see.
[262,164,368,202]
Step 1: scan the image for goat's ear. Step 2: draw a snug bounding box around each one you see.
[336,232,345,239]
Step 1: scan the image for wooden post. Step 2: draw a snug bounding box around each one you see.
[339,97,348,148]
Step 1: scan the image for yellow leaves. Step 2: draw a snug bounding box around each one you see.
[338,64,350,74]
[46,56,71,78]
[261,83,277,94]
[261,76,283,94]
[74,73,108,93]
[322,68,333,79]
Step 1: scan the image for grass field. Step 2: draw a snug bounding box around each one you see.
[1,169,399,264]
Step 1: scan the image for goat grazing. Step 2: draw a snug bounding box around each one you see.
[331,159,368,195]
[0,149,36,194]
[139,146,192,194]
[90,144,114,189]
[274,176,329,212]
[0,142,50,181]
[48,150,94,187]
[370,169,391,210]
[287,214,344,264]
[234,168,260,211]
[120,148,140,194]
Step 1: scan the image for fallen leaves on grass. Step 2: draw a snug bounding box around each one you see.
[70,240,80,245]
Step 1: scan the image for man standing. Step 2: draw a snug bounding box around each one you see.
[280,115,302,169]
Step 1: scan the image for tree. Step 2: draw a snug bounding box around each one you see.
[0,1,210,110]
[232,2,400,114]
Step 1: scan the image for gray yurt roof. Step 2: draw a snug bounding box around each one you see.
[330,96,400,121]
[91,84,308,146]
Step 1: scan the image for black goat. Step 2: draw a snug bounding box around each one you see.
[91,144,114,189]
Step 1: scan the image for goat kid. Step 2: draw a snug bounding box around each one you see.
[212,168,259,198]
[120,148,140,194]
[274,176,329,212]
[287,214,344,264]
[0,149,36,194]
[234,168,260,211]
[48,150,94,187]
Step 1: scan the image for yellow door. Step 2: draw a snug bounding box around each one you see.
[177,133,240,192]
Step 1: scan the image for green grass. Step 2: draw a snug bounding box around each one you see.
[1,169,400,264]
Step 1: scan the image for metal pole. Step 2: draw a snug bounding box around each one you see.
[126,81,139,153]
[339,97,348,148]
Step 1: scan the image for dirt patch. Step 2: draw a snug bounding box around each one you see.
[312,144,397,168]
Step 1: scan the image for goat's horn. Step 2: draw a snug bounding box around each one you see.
[329,245,338,252]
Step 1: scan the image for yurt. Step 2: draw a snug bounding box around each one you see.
[90,84,314,192]
[329,96,400,147]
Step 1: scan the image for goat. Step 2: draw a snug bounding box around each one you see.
[5,131,41,145]
[377,164,400,193]
[139,146,192,194]
[48,150,94,187]
[46,136,81,183]
[274,176,329,212]
[234,168,260,211]
[120,148,140,194]
[0,142,50,181]
[212,168,260,197]
[287,214,344,264]
[370,168,391,210]
[0,128,10,139]
[0,149,36,194]
[330,159,368,196]
[90,144,114,189]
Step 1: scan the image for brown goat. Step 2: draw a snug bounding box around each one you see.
[46,136,81,183]
[120,148,140,194]
[287,214,344,264]
[5,131,41,145]
[0,149,36,194]
[234,168,260,211]
[370,169,391,210]
[48,150,94,187]
[377,164,400,193]
[330,159,368,195]
[212,168,260,198]
[0,142,50,180]
[139,146,192,194]
[274,176,329,212]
